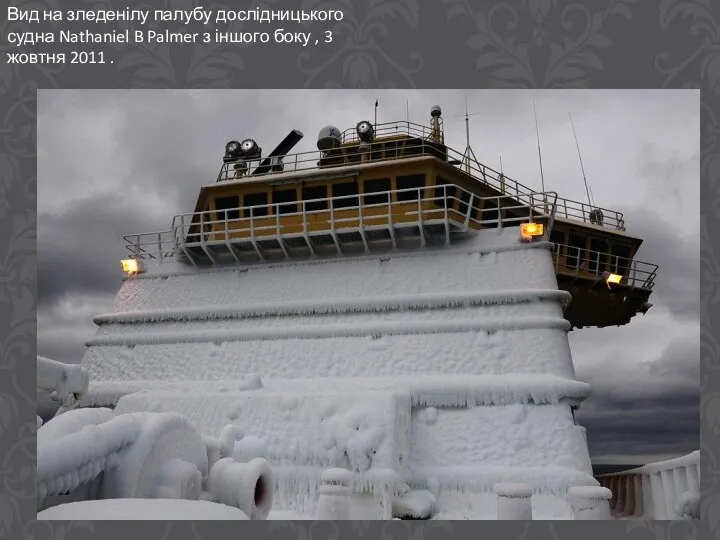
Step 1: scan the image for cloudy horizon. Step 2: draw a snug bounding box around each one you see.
[37,89,699,465]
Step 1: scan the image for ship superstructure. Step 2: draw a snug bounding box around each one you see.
[78,105,658,519]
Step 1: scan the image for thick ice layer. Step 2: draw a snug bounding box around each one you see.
[114,389,411,474]
[37,356,89,399]
[88,374,589,410]
[37,499,249,520]
[409,403,592,474]
[37,414,141,501]
[411,464,596,497]
[83,327,574,381]
[37,407,115,446]
[393,490,436,518]
[432,490,576,519]
[112,239,557,313]
[79,376,262,408]
[95,289,570,325]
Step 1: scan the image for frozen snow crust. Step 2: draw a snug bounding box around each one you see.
[80,227,596,518]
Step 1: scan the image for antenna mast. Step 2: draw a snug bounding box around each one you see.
[455,93,481,174]
[569,113,593,207]
[532,101,546,193]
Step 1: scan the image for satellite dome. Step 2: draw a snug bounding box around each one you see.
[317,125,342,151]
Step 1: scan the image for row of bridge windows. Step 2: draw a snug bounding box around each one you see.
[214,174,440,219]
[212,174,503,226]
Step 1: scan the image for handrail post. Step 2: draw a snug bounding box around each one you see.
[463,192,474,230]
[443,184,450,245]
[250,206,254,240]
[417,188,425,246]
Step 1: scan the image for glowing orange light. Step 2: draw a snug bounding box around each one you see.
[520,222,544,240]
[121,259,139,275]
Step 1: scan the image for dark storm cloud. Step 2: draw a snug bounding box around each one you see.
[575,333,699,461]
[610,203,699,321]
[38,193,166,305]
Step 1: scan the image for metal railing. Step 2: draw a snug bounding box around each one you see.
[124,230,177,262]
[124,185,559,265]
[551,243,657,290]
[595,450,700,519]
[340,120,437,143]
[215,128,625,231]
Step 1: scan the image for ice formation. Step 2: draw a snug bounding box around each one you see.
[37,499,250,520]
[36,407,275,519]
[76,226,599,518]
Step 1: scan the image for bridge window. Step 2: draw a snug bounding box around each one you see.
[273,188,298,215]
[471,197,482,220]
[396,174,426,202]
[566,234,586,268]
[364,178,391,205]
[302,185,327,212]
[243,192,268,218]
[273,189,297,214]
[589,239,609,274]
[214,196,240,221]
[611,243,631,275]
[458,190,472,215]
[482,199,499,228]
[332,181,359,208]
[434,177,457,207]
[550,230,565,248]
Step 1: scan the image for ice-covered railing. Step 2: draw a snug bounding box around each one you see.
[551,243,658,291]
[214,129,626,231]
[595,450,700,519]
[123,185,558,263]
[37,356,89,414]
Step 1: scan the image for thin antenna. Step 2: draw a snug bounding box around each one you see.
[406,99,409,123]
[588,185,596,207]
[499,155,503,175]
[569,112,593,206]
[532,101,546,193]
[374,99,378,128]
[453,93,481,174]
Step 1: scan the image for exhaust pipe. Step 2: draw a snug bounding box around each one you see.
[206,457,274,519]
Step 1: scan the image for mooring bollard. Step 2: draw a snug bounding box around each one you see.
[315,468,353,520]
[568,486,612,519]
[494,483,533,520]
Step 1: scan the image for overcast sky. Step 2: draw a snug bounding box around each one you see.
[37,89,699,465]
